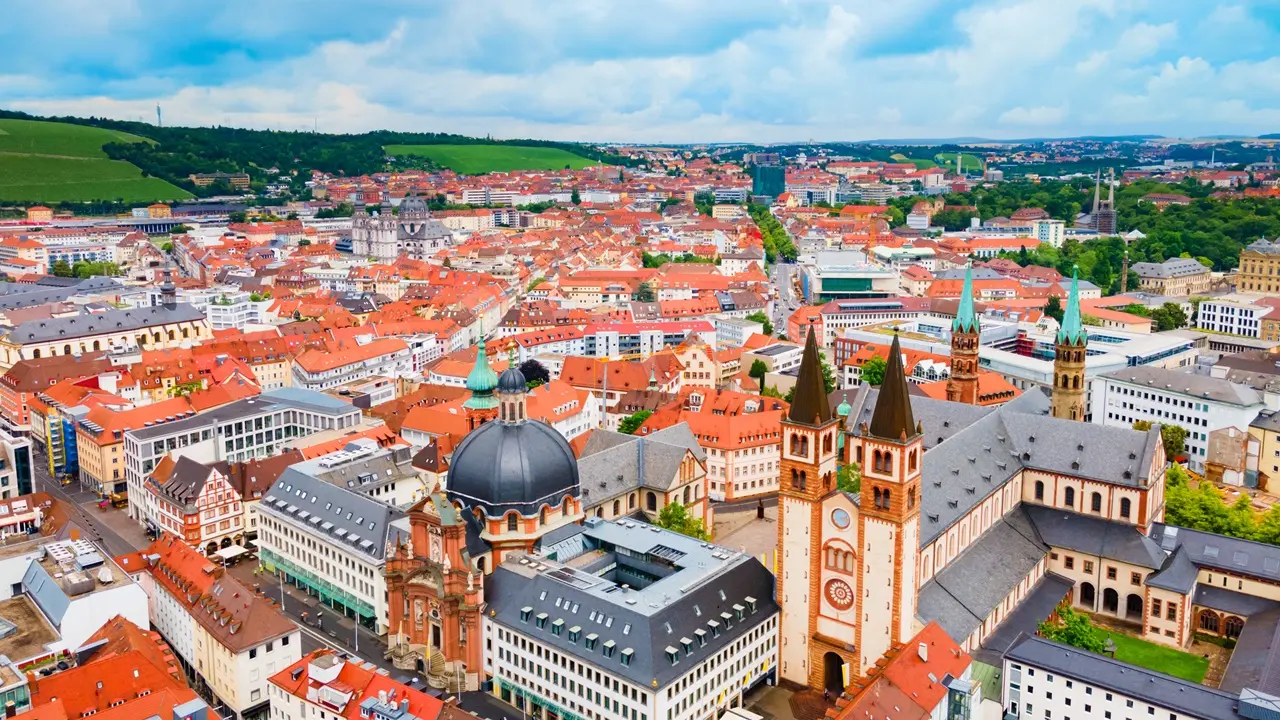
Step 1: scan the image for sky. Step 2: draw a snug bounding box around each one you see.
[2,0,1279,143]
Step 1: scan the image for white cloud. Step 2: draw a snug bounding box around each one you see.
[998,106,1068,126]
[3,0,1280,141]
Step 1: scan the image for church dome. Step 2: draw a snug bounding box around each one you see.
[497,366,527,394]
[445,419,579,517]
[399,194,430,217]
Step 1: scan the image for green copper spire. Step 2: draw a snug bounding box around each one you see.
[1057,265,1087,346]
[463,338,500,410]
[953,262,978,334]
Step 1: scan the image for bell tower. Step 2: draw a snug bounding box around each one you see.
[1051,267,1088,422]
[946,263,980,405]
[855,333,923,674]
[776,327,841,687]
[463,339,499,430]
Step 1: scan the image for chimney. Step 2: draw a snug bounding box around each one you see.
[6,700,16,718]
[917,642,928,662]
[378,691,388,707]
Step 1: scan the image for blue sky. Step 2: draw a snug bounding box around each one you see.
[2,0,1279,143]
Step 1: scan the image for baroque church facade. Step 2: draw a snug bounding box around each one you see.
[776,265,1192,693]
[350,194,453,263]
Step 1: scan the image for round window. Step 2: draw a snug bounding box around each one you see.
[831,508,851,529]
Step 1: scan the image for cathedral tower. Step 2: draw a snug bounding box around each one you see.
[1051,267,1088,421]
[855,334,923,673]
[776,328,841,688]
[946,263,980,405]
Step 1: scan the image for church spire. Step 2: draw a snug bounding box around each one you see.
[1057,266,1087,346]
[463,339,499,410]
[869,334,917,441]
[787,327,832,426]
[953,262,978,334]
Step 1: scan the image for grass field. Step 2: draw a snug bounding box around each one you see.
[889,153,938,169]
[1103,631,1209,683]
[0,118,191,203]
[385,143,598,174]
[934,152,984,173]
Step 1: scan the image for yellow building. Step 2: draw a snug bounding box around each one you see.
[146,203,172,218]
[0,305,212,370]
[1239,239,1280,295]
[25,206,52,222]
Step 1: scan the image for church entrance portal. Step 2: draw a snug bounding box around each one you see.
[823,652,845,694]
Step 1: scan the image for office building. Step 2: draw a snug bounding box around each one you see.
[123,389,363,527]
[751,164,785,199]
[483,516,779,720]
[1091,366,1267,470]
[1198,295,1280,338]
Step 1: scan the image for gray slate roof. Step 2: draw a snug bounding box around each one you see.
[1194,585,1280,617]
[0,303,205,345]
[1131,257,1211,279]
[1145,545,1200,593]
[917,512,1047,642]
[260,466,405,562]
[911,408,1159,545]
[1004,634,1245,720]
[485,518,777,689]
[577,424,706,507]
[1021,505,1165,570]
[973,571,1075,667]
[1221,607,1280,696]
[0,277,123,311]
[1101,365,1264,407]
[1151,523,1280,584]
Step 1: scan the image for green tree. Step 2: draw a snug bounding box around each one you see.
[519,359,551,388]
[1150,302,1188,331]
[618,410,652,435]
[1133,421,1189,461]
[745,311,773,336]
[861,356,887,386]
[1255,505,1280,546]
[161,242,174,253]
[228,211,248,223]
[52,260,73,277]
[820,354,837,394]
[169,224,191,234]
[1082,314,1103,326]
[837,464,861,494]
[1038,606,1107,654]
[655,501,709,540]
[748,359,769,388]
[1044,296,1064,323]
[633,281,656,303]
[571,188,582,205]
[298,238,311,246]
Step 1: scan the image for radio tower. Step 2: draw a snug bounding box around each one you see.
[156,104,162,127]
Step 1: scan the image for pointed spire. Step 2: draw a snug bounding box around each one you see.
[1057,266,1086,346]
[953,262,978,334]
[869,334,917,442]
[1093,170,1102,213]
[787,327,832,426]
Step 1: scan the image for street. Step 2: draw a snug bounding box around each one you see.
[30,449,403,680]
[771,262,801,338]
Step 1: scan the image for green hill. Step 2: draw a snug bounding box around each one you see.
[889,153,937,169]
[934,152,984,173]
[0,119,191,203]
[385,144,601,174]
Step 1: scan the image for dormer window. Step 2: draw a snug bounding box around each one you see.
[519,607,532,623]
[585,633,598,651]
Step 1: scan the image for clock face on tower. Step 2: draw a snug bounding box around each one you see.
[825,579,854,611]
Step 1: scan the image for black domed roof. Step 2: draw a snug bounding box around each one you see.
[497,367,526,394]
[446,420,578,517]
